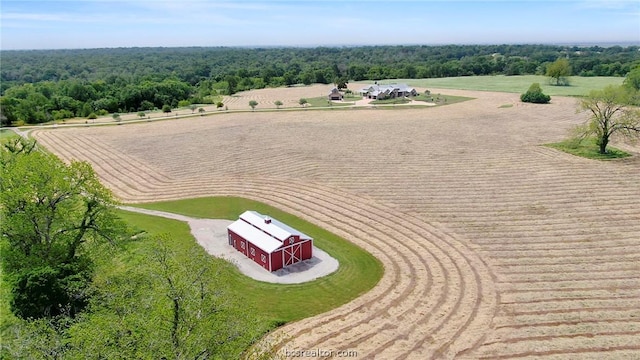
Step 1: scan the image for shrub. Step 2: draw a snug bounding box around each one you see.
[52,109,74,120]
[10,258,93,319]
[521,83,551,104]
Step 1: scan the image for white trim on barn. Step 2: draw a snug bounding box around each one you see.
[227,219,282,253]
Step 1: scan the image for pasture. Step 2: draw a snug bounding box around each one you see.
[399,75,625,96]
[31,84,640,359]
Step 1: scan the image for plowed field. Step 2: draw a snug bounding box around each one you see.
[33,88,640,359]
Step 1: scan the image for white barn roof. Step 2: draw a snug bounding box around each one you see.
[228,219,283,253]
[239,210,312,241]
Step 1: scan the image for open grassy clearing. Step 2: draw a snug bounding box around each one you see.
[304,96,351,108]
[31,85,640,358]
[0,129,19,141]
[128,196,383,322]
[545,138,631,160]
[370,97,412,105]
[399,75,624,96]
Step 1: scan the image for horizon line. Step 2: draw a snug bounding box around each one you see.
[3,41,640,52]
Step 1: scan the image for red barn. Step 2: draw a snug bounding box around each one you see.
[227,211,313,272]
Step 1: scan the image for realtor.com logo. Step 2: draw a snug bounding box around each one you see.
[282,348,358,358]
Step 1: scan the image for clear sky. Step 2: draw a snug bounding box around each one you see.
[1,0,639,50]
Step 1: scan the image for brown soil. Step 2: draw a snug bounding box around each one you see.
[32,87,640,359]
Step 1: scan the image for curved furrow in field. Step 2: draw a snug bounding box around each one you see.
[485,320,640,343]
[33,130,173,188]
[132,177,496,359]
[498,269,640,282]
[60,133,174,185]
[352,147,640,358]
[32,130,147,198]
[471,235,639,247]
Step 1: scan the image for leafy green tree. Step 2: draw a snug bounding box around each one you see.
[300,71,314,86]
[283,71,297,86]
[162,104,172,116]
[140,100,155,111]
[63,236,267,359]
[216,101,224,110]
[11,259,94,319]
[225,75,238,95]
[87,112,97,120]
[0,139,125,319]
[520,83,551,104]
[189,104,197,113]
[1,317,69,359]
[112,113,121,122]
[137,111,146,119]
[298,98,308,107]
[334,77,348,90]
[0,97,19,126]
[546,58,572,86]
[198,107,206,115]
[576,85,640,154]
[249,100,258,111]
[623,66,640,102]
[274,100,283,109]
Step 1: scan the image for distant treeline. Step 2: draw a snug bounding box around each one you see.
[1,44,639,125]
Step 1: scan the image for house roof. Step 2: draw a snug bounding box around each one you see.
[228,219,283,253]
[361,83,415,94]
[239,210,312,241]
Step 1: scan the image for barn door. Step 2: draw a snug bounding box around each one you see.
[283,244,302,266]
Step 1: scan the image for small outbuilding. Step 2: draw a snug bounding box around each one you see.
[328,88,344,100]
[227,211,313,272]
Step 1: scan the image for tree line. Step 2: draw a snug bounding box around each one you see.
[1,44,639,125]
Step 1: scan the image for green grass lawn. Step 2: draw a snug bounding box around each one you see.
[127,196,383,322]
[371,97,412,105]
[0,129,19,141]
[305,96,351,108]
[414,93,474,105]
[544,138,631,160]
[398,75,624,97]
[343,94,362,101]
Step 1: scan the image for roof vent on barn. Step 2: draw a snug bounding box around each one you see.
[264,217,272,224]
